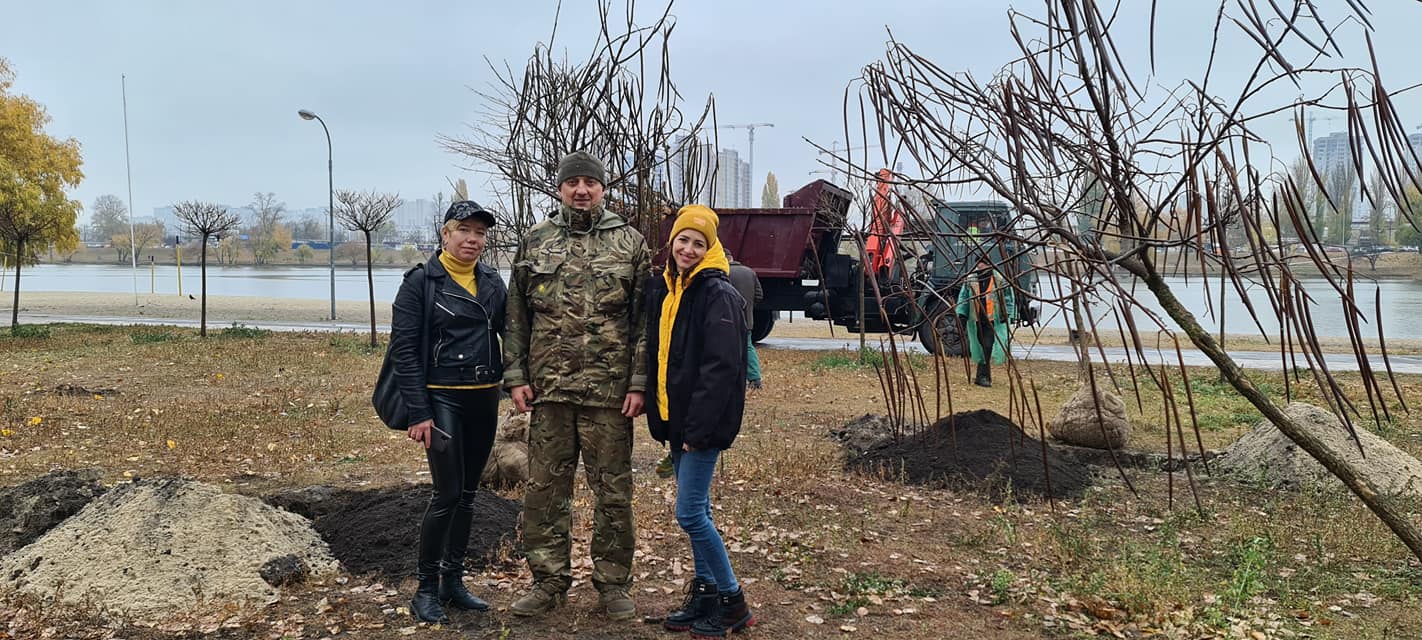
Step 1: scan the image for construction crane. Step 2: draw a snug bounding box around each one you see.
[718,123,774,202]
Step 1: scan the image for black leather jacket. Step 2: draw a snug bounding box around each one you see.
[390,250,507,425]
[645,269,747,452]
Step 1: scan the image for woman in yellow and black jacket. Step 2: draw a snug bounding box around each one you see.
[389,200,505,624]
[645,205,755,639]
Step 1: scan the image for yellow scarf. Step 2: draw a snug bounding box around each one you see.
[656,243,730,420]
[439,251,476,296]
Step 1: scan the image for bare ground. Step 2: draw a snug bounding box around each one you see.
[0,325,1419,638]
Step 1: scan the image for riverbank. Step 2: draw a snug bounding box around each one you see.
[5,291,1421,355]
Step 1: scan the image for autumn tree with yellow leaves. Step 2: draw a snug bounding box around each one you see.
[0,58,84,331]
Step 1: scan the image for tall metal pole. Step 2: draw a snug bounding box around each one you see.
[324,122,334,321]
[300,109,336,321]
[122,75,138,305]
[747,127,756,208]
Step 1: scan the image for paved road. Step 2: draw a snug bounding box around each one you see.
[14,312,1422,375]
[759,337,1422,375]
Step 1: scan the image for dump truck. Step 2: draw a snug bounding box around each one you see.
[655,179,1038,354]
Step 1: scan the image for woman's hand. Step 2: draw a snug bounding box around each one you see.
[681,442,696,452]
[407,419,435,449]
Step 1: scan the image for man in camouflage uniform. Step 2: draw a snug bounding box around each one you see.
[504,151,650,620]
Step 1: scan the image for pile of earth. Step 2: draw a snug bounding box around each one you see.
[1215,402,1422,497]
[0,468,107,556]
[1,477,338,618]
[265,485,521,578]
[840,409,1092,501]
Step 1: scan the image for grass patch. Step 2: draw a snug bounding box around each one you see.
[811,346,927,372]
[6,324,51,339]
[328,332,380,356]
[218,322,271,339]
[130,328,180,344]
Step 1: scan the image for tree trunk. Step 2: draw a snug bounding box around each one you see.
[200,236,209,338]
[364,231,376,348]
[9,238,22,331]
[1136,261,1422,561]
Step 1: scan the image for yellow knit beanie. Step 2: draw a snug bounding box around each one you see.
[670,204,720,248]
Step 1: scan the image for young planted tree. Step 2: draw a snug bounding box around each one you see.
[335,189,401,347]
[441,0,717,244]
[845,0,1422,559]
[0,58,84,331]
[173,201,240,337]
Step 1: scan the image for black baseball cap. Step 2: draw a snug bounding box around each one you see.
[444,200,496,227]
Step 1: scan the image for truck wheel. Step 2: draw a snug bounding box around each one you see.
[918,310,964,356]
[751,309,776,344]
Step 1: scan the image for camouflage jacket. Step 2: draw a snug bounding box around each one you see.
[503,205,651,408]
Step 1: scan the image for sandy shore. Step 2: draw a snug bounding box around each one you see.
[4,290,1420,355]
[2,292,392,325]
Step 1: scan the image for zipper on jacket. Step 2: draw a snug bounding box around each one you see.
[435,282,498,371]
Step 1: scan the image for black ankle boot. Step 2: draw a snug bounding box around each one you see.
[663,577,717,632]
[439,571,490,611]
[411,576,449,624]
[690,588,755,638]
[974,363,992,387]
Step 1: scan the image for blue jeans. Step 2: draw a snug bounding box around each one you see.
[672,448,739,593]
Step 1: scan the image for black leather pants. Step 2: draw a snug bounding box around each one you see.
[418,387,499,580]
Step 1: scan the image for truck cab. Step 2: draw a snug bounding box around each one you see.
[914,201,1038,355]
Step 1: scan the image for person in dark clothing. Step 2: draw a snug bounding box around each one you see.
[389,200,506,624]
[645,205,756,638]
[955,256,1015,387]
[726,253,764,389]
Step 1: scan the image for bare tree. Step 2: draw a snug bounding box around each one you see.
[441,0,718,246]
[335,189,402,347]
[841,1,1422,558]
[173,201,240,337]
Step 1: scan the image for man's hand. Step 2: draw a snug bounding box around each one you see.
[622,391,645,418]
[407,419,435,449]
[511,385,535,413]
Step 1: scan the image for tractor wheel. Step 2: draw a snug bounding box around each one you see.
[918,308,965,356]
[751,309,776,344]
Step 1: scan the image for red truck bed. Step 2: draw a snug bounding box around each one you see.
[654,180,852,279]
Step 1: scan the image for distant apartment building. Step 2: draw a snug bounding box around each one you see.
[669,136,751,208]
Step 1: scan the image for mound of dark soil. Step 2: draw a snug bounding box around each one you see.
[847,409,1092,501]
[265,485,520,578]
[0,468,107,556]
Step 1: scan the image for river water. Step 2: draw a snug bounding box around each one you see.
[6,263,1422,340]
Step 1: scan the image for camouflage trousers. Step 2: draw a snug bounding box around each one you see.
[523,402,635,593]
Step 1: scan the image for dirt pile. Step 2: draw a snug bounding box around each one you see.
[0,469,106,556]
[1216,402,1422,496]
[0,477,337,618]
[845,410,1092,500]
[265,485,520,578]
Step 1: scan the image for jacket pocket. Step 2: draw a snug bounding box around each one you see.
[590,256,633,313]
[518,260,561,314]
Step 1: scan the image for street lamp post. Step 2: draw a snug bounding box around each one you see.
[298,109,336,321]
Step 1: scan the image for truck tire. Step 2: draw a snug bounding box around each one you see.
[918,309,965,356]
[751,309,776,344]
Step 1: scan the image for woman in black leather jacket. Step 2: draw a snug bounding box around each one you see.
[389,200,506,623]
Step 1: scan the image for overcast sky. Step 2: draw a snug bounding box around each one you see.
[3,1,1419,223]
